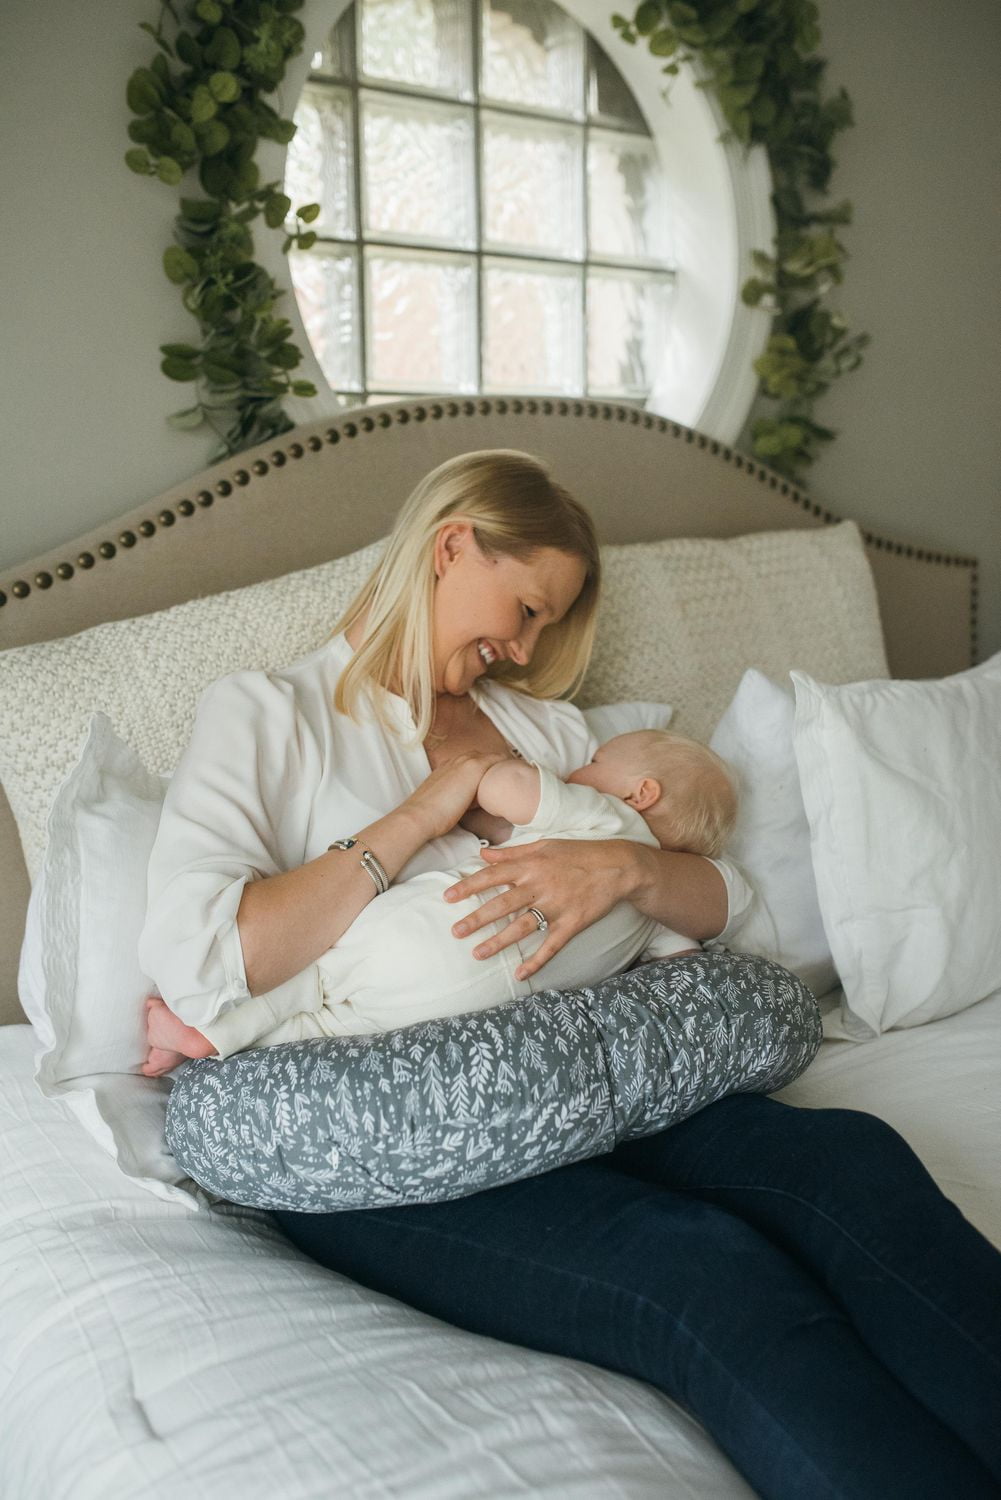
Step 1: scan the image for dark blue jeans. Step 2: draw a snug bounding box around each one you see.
[273,1095,1001,1500]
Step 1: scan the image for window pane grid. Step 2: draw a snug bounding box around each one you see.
[291,0,674,405]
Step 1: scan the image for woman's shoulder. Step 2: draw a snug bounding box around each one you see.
[197,634,350,715]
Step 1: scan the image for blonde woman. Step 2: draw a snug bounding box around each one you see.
[143,451,1001,1499]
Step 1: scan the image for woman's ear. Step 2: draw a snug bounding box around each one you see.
[433,521,473,579]
[626,776,662,813]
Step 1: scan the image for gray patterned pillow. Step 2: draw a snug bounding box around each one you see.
[164,949,822,1211]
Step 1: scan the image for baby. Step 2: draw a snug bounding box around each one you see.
[142,730,737,1074]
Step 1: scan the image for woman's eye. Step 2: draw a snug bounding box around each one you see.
[522,604,538,620]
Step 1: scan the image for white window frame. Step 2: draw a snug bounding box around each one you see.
[267,0,775,444]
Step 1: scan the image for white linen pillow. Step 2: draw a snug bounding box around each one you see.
[0,522,885,883]
[579,520,888,743]
[710,670,837,997]
[792,652,1001,1038]
[18,712,202,1208]
[581,700,673,742]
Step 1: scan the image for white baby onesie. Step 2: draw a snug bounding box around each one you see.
[204,767,699,1057]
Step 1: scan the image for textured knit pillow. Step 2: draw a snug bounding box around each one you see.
[0,540,383,881]
[579,521,888,742]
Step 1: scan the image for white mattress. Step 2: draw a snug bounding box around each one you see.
[2,993,1000,1500]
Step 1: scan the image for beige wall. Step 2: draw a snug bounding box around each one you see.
[2,0,998,657]
[741,0,1001,659]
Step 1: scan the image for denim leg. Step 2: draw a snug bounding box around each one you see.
[610,1093,1001,1482]
[273,1158,998,1500]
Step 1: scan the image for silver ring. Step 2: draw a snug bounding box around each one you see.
[527,906,549,933]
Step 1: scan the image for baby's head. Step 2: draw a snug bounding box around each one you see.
[567,729,737,857]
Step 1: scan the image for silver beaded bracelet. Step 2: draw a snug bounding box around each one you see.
[327,837,390,895]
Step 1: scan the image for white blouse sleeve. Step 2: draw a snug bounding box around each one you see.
[704,855,754,946]
[138,669,323,1031]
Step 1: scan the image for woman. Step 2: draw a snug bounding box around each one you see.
[141,450,1001,1499]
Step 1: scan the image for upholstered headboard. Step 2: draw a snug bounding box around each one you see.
[0,397,978,1024]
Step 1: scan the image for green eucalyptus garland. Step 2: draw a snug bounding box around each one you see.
[613,0,869,476]
[124,0,320,457]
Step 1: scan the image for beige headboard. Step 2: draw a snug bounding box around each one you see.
[0,397,978,1025]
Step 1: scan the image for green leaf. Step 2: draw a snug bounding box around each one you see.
[168,406,206,430]
[126,68,162,115]
[295,230,317,250]
[264,192,292,227]
[195,0,223,22]
[156,156,184,186]
[265,117,297,145]
[291,380,318,398]
[124,147,152,174]
[740,277,772,307]
[272,343,302,369]
[208,70,241,103]
[163,245,199,282]
[296,202,320,223]
[203,362,243,387]
[190,84,218,124]
[175,31,202,67]
[634,0,661,36]
[160,342,202,359]
[205,26,242,69]
[161,356,200,381]
[170,121,197,155]
[180,196,223,222]
[196,119,231,155]
[648,28,678,56]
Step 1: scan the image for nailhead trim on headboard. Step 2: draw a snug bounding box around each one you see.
[0,397,980,659]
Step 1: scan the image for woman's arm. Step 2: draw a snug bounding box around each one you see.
[443,839,728,983]
[238,751,506,996]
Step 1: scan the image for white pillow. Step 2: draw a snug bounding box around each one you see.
[581,700,673,742]
[18,712,203,1208]
[579,520,888,743]
[710,670,837,997]
[792,652,1001,1038]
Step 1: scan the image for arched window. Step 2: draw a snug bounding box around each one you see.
[282,0,773,440]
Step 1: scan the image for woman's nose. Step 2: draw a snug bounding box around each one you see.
[507,620,541,667]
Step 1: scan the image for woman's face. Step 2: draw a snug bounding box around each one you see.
[431,522,587,696]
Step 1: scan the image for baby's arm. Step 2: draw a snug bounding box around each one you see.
[476,760,543,828]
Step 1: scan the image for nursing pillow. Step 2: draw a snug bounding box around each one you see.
[164,949,821,1211]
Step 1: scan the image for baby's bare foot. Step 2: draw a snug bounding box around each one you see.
[140,1044,189,1078]
[141,995,216,1077]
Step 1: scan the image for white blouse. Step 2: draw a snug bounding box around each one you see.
[138,633,751,1030]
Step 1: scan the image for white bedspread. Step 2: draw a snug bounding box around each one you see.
[2,992,999,1499]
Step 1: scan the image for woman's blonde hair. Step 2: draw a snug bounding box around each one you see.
[331,449,601,742]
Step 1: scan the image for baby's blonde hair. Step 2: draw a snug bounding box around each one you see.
[617,729,738,858]
[331,449,600,743]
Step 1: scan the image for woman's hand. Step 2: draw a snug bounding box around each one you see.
[443,837,638,981]
[403,751,510,843]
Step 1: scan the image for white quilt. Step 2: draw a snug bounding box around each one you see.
[2,992,999,1500]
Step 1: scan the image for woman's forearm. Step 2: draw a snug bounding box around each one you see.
[622,843,729,942]
[237,804,430,996]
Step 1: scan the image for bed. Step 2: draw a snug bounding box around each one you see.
[2,397,998,1499]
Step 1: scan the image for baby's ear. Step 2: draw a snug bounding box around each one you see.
[627,776,661,812]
